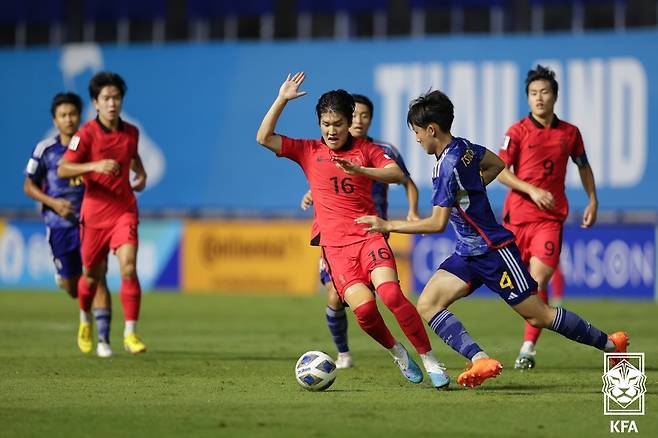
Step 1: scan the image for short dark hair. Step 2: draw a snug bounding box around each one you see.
[315,90,354,125]
[352,94,374,117]
[407,90,454,133]
[89,71,127,100]
[525,64,558,96]
[50,92,82,118]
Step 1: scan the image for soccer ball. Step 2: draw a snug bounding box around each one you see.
[294,351,337,391]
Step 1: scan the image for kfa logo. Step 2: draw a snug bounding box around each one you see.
[602,352,646,433]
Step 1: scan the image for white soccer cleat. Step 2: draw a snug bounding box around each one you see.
[96,342,113,358]
[335,352,354,369]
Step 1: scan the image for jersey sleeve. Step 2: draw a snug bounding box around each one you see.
[431,160,458,208]
[278,135,310,165]
[570,127,589,168]
[380,143,411,179]
[62,128,90,163]
[498,124,520,167]
[25,145,46,183]
[366,142,396,169]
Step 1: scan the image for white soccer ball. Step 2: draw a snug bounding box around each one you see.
[294,351,337,391]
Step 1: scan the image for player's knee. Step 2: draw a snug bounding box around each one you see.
[525,312,552,328]
[120,263,137,279]
[327,288,342,308]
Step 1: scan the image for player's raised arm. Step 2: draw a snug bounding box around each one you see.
[58,158,120,178]
[332,159,405,184]
[256,72,307,154]
[356,205,451,235]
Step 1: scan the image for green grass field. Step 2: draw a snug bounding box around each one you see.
[0,291,656,437]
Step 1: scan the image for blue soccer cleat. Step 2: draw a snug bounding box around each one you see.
[427,367,450,389]
[391,345,423,384]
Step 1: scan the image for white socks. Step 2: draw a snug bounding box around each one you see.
[420,350,445,372]
[472,351,490,362]
[80,310,92,324]
[520,341,535,354]
[124,320,137,337]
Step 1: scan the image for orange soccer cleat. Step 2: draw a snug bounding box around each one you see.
[457,358,503,388]
[607,331,629,366]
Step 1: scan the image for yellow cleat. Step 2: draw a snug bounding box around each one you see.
[77,322,93,354]
[123,333,147,354]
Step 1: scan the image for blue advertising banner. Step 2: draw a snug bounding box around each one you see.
[1,31,657,213]
[0,219,181,291]
[411,224,656,300]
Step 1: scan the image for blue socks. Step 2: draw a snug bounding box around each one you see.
[94,308,112,344]
[549,307,608,350]
[428,309,482,360]
[325,306,349,353]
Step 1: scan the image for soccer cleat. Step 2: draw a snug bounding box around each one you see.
[514,352,536,370]
[77,322,93,354]
[96,341,113,358]
[457,358,503,388]
[427,364,450,389]
[608,331,629,366]
[392,347,423,384]
[123,334,147,354]
[335,352,354,369]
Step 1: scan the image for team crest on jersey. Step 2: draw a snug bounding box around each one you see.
[69,135,80,151]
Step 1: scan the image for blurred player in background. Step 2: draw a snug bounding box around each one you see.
[497,65,599,370]
[300,93,420,369]
[24,92,113,358]
[357,90,628,388]
[58,72,148,355]
[258,72,449,388]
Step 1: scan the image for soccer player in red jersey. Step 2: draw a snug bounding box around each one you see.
[58,71,148,355]
[257,72,449,388]
[497,65,599,369]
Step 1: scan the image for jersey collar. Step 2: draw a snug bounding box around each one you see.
[528,112,559,129]
[95,116,125,133]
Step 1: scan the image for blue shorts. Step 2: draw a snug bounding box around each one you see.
[47,226,82,280]
[439,243,537,306]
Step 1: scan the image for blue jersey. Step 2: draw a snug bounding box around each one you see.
[371,139,411,220]
[432,137,514,256]
[25,136,84,229]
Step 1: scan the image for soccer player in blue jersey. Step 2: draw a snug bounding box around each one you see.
[300,94,420,369]
[24,92,113,358]
[357,90,628,387]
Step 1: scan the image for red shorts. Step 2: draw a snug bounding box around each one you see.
[506,221,562,269]
[80,216,138,269]
[321,235,397,298]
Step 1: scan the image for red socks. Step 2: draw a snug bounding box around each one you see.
[352,300,396,349]
[120,277,142,321]
[77,276,96,312]
[524,289,549,342]
[376,281,431,354]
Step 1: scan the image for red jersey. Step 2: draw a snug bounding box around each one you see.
[63,118,139,228]
[499,114,588,225]
[279,135,395,247]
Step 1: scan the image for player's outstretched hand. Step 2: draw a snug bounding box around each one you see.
[355,215,389,233]
[300,190,313,210]
[95,159,120,176]
[528,186,555,211]
[52,198,74,219]
[332,156,362,175]
[278,72,307,102]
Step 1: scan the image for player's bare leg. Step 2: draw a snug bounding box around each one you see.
[516,257,554,370]
[326,283,353,369]
[417,270,501,388]
[57,277,78,299]
[372,267,449,388]
[343,283,422,384]
[116,244,146,354]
